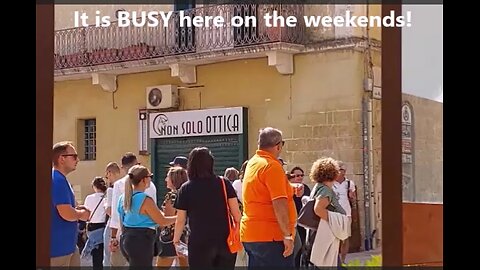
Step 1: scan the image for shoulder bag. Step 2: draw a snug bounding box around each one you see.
[220,177,242,253]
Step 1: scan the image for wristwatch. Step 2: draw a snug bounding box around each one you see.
[284,234,294,241]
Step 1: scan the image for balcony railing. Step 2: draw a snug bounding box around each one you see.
[54,4,305,70]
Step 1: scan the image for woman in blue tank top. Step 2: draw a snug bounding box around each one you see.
[117,165,177,267]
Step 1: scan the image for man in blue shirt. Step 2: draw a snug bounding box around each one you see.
[51,141,90,266]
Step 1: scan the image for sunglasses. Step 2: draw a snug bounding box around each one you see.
[295,174,304,177]
[276,140,285,146]
[62,154,78,159]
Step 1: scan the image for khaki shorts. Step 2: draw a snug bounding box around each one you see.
[50,247,80,267]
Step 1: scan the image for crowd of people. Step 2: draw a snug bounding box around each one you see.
[50,127,356,269]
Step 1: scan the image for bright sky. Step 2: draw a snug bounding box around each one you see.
[402,5,443,103]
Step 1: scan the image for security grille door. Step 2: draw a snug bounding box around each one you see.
[153,134,246,203]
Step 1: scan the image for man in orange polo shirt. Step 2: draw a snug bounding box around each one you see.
[240,127,301,267]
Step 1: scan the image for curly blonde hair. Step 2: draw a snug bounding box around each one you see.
[309,157,340,183]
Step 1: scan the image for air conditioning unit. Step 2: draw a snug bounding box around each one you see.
[146,85,179,109]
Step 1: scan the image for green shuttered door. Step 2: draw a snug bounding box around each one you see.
[152,134,247,204]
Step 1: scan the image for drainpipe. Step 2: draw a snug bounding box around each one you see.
[362,2,377,251]
[362,90,376,251]
[367,95,376,250]
[362,97,372,251]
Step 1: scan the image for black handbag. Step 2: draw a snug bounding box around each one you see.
[297,192,336,231]
[297,198,320,231]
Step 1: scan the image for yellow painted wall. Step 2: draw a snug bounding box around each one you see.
[305,5,381,42]
[54,73,183,201]
[368,4,382,41]
[349,4,382,41]
[54,50,366,203]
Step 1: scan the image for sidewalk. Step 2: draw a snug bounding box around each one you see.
[82,247,383,267]
[345,248,382,265]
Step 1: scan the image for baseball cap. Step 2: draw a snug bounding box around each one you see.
[169,156,188,169]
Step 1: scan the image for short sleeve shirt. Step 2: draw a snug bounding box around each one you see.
[240,150,298,242]
[312,183,346,215]
[333,179,356,216]
[51,169,78,257]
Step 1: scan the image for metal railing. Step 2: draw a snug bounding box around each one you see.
[54,4,305,70]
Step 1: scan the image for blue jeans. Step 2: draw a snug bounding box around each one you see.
[103,226,111,266]
[243,241,294,268]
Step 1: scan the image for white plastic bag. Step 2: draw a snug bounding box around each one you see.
[174,241,188,257]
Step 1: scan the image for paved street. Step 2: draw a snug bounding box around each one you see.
[345,247,382,265]
[81,247,382,267]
